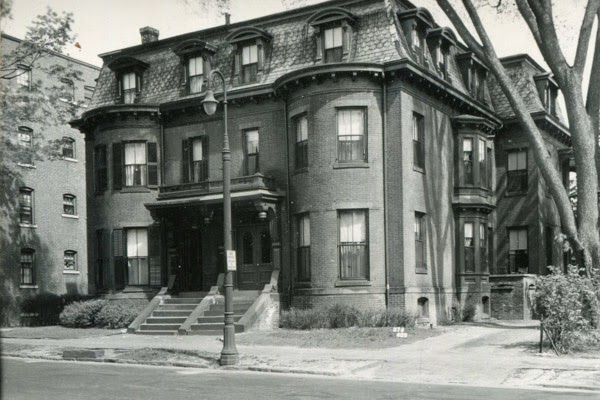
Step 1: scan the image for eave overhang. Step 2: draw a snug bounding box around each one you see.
[69,104,160,133]
[501,111,571,146]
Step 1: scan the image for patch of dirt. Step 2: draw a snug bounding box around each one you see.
[114,347,218,367]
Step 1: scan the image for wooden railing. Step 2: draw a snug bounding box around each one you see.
[158,173,276,199]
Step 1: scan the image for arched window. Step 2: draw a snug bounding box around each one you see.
[64,250,77,270]
[62,194,76,216]
[62,137,75,159]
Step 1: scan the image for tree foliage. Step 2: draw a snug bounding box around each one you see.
[435,0,600,276]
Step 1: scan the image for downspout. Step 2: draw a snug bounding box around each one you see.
[159,112,165,183]
[283,93,293,308]
[382,73,390,308]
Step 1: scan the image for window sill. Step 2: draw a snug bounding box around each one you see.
[62,157,78,163]
[413,165,425,174]
[333,162,369,169]
[416,268,428,275]
[335,280,371,287]
[17,163,36,169]
[62,214,79,219]
[20,285,38,289]
[19,223,37,229]
[63,270,80,275]
[293,167,308,175]
[120,187,152,194]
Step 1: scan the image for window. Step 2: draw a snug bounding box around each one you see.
[20,248,35,285]
[60,78,75,102]
[463,138,474,185]
[479,224,487,272]
[435,45,448,79]
[94,145,108,193]
[324,26,343,63]
[242,44,258,83]
[297,214,311,282]
[84,86,94,105]
[62,137,75,159]
[413,113,425,170]
[62,194,76,215]
[417,297,429,318]
[245,129,259,175]
[16,65,31,88]
[464,222,475,272]
[509,227,528,273]
[188,56,204,94]
[64,250,77,270]
[478,139,487,187]
[339,210,368,280]
[191,137,208,182]
[113,141,158,189]
[17,126,33,165]
[415,212,426,272]
[121,72,137,104]
[295,115,308,169]
[19,187,34,225]
[337,108,365,162]
[411,28,424,62]
[127,228,149,285]
[507,150,527,193]
[545,86,558,116]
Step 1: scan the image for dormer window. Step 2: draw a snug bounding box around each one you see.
[173,39,216,96]
[534,74,559,117]
[427,27,456,82]
[308,7,356,64]
[398,8,434,66]
[108,56,149,104]
[226,27,272,86]
[457,52,488,103]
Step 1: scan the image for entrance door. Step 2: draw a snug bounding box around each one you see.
[237,225,272,290]
[179,230,202,291]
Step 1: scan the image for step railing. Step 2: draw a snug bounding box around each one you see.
[127,287,170,333]
[236,270,280,331]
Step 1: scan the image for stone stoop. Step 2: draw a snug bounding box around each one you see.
[189,292,259,335]
[136,297,203,335]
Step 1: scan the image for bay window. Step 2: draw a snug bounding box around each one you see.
[339,210,368,280]
[464,222,475,272]
[113,141,158,189]
[337,108,366,162]
[297,214,311,282]
[295,115,308,169]
[463,138,474,185]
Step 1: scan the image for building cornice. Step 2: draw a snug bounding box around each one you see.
[501,111,571,146]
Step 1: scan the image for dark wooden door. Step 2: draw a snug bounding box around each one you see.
[236,225,272,290]
[180,230,202,291]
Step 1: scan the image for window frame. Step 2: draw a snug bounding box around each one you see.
[59,77,75,103]
[118,141,158,189]
[412,112,425,171]
[16,65,31,89]
[296,213,311,282]
[189,136,209,183]
[508,226,529,273]
[464,221,475,272]
[244,129,260,175]
[338,209,369,281]
[294,114,308,170]
[17,126,34,165]
[20,248,35,285]
[126,228,150,286]
[336,107,367,163]
[62,137,76,160]
[415,212,427,273]
[64,250,78,271]
[62,194,77,216]
[507,149,528,195]
[187,54,205,94]
[241,44,259,84]
[323,25,344,63]
[19,187,34,226]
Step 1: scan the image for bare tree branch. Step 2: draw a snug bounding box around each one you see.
[514,0,543,48]
[574,0,600,77]
[586,9,600,181]
[435,0,486,59]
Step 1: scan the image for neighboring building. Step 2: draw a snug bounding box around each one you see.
[71,0,571,324]
[0,33,100,325]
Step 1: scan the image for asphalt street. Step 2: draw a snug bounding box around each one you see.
[2,357,597,400]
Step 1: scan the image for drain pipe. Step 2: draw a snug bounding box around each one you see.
[283,93,293,308]
[382,72,390,308]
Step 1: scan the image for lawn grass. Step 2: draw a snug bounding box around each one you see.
[0,326,122,339]
[237,326,446,349]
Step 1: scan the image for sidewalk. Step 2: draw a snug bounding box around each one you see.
[2,322,599,391]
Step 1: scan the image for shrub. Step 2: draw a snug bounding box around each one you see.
[280,304,416,330]
[462,303,477,322]
[59,299,108,328]
[534,266,600,353]
[95,301,144,329]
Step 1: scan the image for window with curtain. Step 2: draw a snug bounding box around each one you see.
[415,212,426,272]
[295,115,308,169]
[337,109,365,162]
[242,44,258,83]
[324,26,343,63]
[127,228,149,285]
[478,139,487,187]
[122,72,137,104]
[191,137,208,182]
[20,248,35,285]
[297,214,311,282]
[463,138,473,185]
[509,227,528,273]
[507,150,527,193]
[464,222,475,272]
[245,129,259,175]
[339,210,368,280]
[124,142,147,187]
[188,56,203,94]
[413,113,424,169]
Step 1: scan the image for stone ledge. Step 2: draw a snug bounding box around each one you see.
[62,349,105,360]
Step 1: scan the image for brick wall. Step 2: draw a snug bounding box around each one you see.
[490,274,537,320]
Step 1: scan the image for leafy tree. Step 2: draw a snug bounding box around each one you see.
[435,0,600,275]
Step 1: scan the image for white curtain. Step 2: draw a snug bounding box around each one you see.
[242,44,258,65]
[340,211,365,243]
[508,150,526,171]
[192,139,203,161]
[324,27,342,49]
[246,130,259,153]
[509,229,527,251]
[296,116,308,142]
[337,109,364,139]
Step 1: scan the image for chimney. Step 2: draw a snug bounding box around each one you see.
[140,26,159,44]
[225,13,231,25]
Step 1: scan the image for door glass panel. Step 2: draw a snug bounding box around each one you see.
[261,230,271,263]
[243,232,253,264]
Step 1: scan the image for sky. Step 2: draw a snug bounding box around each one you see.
[1,0,590,70]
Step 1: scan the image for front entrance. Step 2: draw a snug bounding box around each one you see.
[236,224,273,290]
[178,229,203,291]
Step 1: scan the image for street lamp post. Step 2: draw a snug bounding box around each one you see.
[202,70,239,366]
